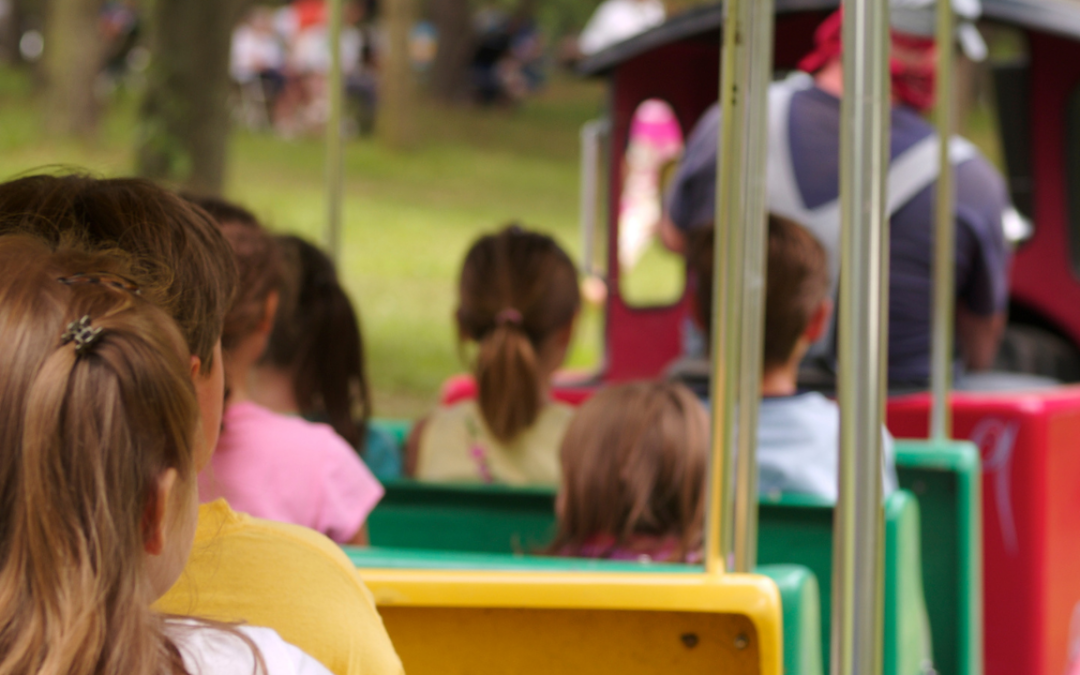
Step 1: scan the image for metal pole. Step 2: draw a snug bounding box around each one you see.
[705,0,745,575]
[706,0,773,575]
[832,0,889,673]
[732,0,774,574]
[930,0,956,442]
[324,0,345,262]
[579,119,609,278]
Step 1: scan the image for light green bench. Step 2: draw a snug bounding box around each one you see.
[893,440,982,675]
[755,491,932,675]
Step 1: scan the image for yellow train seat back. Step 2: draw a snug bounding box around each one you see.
[361,567,784,675]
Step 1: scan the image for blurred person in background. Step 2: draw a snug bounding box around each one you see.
[578,0,665,56]
[231,6,287,129]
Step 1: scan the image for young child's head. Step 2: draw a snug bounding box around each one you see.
[0,174,237,462]
[688,215,831,372]
[186,196,282,397]
[552,381,708,562]
[456,225,580,443]
[0,174,236,374]
[760,215,831,371]
[259,235,373,449]
[0,236,200,673]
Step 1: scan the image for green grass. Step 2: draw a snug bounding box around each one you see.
[0,67,608,417]
[0,62,1007,418]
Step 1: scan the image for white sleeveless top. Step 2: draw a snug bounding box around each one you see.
[168,620,332,675]
[417,400,573,486]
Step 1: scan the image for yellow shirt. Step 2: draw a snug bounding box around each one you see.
[416,400,573,485]
[156,500,403,675]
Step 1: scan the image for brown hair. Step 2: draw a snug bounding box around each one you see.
[262,235,373,450]
[186,196,282,353]
[687,215,829,368]
[457,225,580,444]
[0,236,198,674]
[0,173,237,373]
[550,381,708,562]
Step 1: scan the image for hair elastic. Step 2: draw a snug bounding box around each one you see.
[496,308,523,326]
[60,315,105,356]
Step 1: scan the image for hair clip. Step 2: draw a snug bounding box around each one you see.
[496,308,523,326]
[60,316,105,356]
[58,272,141,295]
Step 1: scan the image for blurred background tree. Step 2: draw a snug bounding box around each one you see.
[136,0,252,193]
[428,0,472,101]
[381,0,419,147]
[44,0,105,136]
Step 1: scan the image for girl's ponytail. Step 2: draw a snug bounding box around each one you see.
[457,226,580,444]
[262,235,373,453]
[0,239,200,675]
[475,316,542,443]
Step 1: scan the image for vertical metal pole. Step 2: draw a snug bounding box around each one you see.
[324,0,345,262]
[832,0,889,673]
[706,0,773,575]
[579,119,609,278]
[705,0,745,575]
[930,0,956,442]
[732,0,774,574]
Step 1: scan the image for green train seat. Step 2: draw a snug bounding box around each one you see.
[893,440,982,675]
[756,491,932,675]
[369,419,411,448]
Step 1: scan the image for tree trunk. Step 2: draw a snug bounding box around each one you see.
[428,0,472,102]
[136,0,249,194]
[44,0,106,136]
[379,0,418,149]
[0,0,19,64]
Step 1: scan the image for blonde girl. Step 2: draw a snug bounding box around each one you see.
[551,381,708,563]
[0,236,331,675]
[406,224,581,485]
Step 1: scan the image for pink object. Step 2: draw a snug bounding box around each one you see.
[469,444,494,484]
[628,99,683,153]
[496,308,523,326]
[563,533,702,564]
[438,373,596,407]
[199,401,383,544]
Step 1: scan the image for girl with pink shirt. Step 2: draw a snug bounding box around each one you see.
[192,197,382,545]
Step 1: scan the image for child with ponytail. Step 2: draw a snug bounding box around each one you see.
[406,224,581,485]
[190,197,384,545]
[251,235,399,481]
[0,235,331,675]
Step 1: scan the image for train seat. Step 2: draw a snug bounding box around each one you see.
[348,546,788,675]
[367,482,931,675]
[755,491,931,675]
[369,419,411,447]
[893,439,981,675]
[887,387,1080,675]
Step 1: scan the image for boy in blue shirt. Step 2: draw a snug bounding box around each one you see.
[673,215,897,500]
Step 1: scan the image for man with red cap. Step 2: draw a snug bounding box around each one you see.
[664,0,1022,388]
